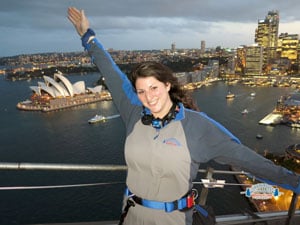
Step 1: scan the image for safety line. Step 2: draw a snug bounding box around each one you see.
[0,181,253,191]
[0,181,124,190]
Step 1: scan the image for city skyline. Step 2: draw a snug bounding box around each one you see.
[1,0,300,57]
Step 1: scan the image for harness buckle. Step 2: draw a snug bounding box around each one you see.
[186,194,194,208]
[184,189,198,209]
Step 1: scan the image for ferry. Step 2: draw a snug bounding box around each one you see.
[88,114,106,124]
[226,91,235,99]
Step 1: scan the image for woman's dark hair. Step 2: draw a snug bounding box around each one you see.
[130,61,199,111]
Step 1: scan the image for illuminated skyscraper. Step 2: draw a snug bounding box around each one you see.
[235,46,246,75]
[277,33,299,61]
[255,10,279,49]
[255,10,279,72]
[277,33,300,74]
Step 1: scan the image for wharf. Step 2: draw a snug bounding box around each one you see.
[259,112,283,125]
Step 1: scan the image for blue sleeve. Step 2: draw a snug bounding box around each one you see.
[81,29,142,128]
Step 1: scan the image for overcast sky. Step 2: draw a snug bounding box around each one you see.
[1,0,300,57]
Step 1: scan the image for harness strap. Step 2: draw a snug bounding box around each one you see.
[118,198,135,225]
[194,204,209,217]
[125,188,195,213]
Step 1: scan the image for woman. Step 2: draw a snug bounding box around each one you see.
[67,7,300,225]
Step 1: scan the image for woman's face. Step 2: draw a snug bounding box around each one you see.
[135,76,172,119]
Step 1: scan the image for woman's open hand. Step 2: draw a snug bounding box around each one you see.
[67,7,90,37]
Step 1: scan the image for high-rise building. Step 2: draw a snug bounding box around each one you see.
[277,33,299,61]
[200,40,205,55]
[276,33,300,75]
[255,10,279,49]
[255,10,279,72]
[171,42,176,53]
[235,46,246,75]
[244,45,263,76]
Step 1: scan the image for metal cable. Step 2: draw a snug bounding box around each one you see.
[0,181,124,190]
[0,180,252,191]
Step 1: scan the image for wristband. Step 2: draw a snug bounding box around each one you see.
[81,28,96,50]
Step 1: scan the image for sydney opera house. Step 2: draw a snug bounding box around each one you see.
[17,72,111,112]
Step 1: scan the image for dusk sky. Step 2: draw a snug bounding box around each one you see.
[1,0,300,57]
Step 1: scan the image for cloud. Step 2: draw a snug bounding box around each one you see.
[0,0,300,57]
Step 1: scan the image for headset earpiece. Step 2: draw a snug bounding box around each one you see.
[141,114,153,126]
[141,103,179,129]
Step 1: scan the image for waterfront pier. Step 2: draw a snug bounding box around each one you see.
[259,112,283,125]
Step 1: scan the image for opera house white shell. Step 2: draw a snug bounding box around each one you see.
[30,72,102,98]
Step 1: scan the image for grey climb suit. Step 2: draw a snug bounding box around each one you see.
[84,36,300,225]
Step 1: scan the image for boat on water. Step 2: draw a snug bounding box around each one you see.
[88,114,106,124]
[88,114,120,124]
[250,92,256,97]
[226,91,235,99]
[241,109,249,114]
[256,134,263,139]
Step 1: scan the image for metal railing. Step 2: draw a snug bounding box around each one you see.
[0,162,299,225]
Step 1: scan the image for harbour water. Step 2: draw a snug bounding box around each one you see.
[0,73,300,225]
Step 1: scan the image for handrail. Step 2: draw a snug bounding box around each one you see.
[0,162,250,175]
[0,162,127,171]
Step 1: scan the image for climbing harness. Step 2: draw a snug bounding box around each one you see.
[124,188,197,212]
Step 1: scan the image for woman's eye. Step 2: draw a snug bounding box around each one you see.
[150,86,157,91]
[137,90,144,95]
